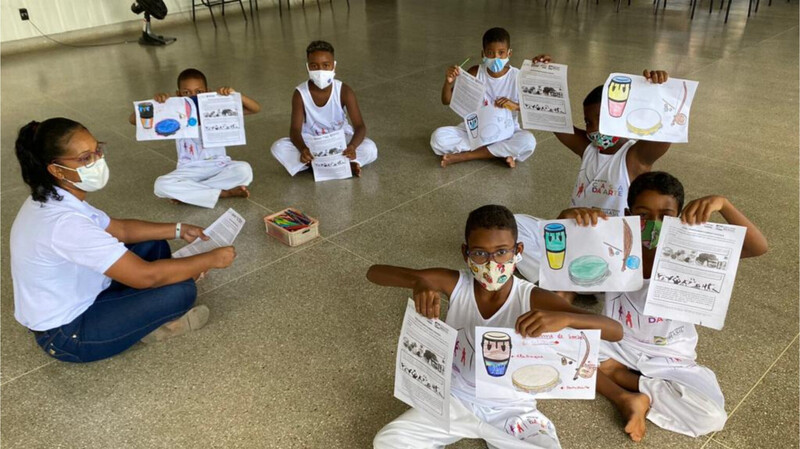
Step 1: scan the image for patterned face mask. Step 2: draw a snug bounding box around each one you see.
[588,131,620,150]
[467,253,522,292]
[641,219,662,250]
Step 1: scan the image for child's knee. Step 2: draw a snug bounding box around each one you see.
[153,176,170,197]
[270,138,294,157]
[232,162,253,184]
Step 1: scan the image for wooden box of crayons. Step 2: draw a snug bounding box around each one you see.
[264,208,320,247]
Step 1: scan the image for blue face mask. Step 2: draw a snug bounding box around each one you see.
[483,56,509,73]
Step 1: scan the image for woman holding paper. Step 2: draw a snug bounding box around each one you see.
[10,118,236,363]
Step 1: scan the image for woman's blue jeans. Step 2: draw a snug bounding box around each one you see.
[34,240,197,363]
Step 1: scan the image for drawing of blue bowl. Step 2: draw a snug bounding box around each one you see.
[484,358,511,377]
[155,119,181,136]
[626,255,641,270]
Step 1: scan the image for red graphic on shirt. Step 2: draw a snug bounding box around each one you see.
[577,182,585,198]
[461,348,467,365]
[625,311,633,328]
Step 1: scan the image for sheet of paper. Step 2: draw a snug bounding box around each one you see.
[599,73,699,143]
[475,327,600,400]
[304,130,352,182]
[517,60,574,133]
[172,208,245,258]
[538,217,644,292]
[464,104,515,150]
[394,298,457,432]
[449,69,486,119]
[134,97,200,141]
[197,92,246,147]
[643,216,746,330]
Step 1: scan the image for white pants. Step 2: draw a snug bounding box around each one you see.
[270,134,378,176]
[514,214,543,283]
[374,396,560,449]
[153,160,253,209]
[430,124,536,161]
[600,341,727,437]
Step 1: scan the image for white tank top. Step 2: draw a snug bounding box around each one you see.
[446,269,537,407]
[570,140,636,217]
[603,280,698,360]
[175,138,229,167]
[296,80,353,136]
[476,64,521,128]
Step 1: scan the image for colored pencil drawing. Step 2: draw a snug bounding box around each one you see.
[607,76,632,118]
[543,223,567,270]
[626,108,663,136]
[481,332,513,377]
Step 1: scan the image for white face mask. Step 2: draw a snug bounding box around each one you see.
[467,253,522,292]
[55,158,110,192]
[307,62,336,89]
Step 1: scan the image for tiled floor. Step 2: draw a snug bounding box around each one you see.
[1,0,798,447]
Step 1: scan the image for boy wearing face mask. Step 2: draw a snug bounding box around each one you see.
[368,205,623,449]
[559,172,767,442]
[531,55,671,218]
[270,40,378,177]
[128,68,262,208]
[432,27,536,169]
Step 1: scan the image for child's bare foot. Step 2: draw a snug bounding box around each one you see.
[441,153,467,168]
[350,162,362,177]
[505,156,516,168]
[220,186,250,199]
[621,392,650,442]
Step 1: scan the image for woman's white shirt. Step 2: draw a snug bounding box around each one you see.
[10,188,127,331]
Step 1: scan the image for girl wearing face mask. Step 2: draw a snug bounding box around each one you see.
[10,118,237,363]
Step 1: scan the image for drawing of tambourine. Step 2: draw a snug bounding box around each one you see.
[155,119,181,136]
[138,102,154,129]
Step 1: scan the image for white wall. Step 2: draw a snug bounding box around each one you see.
[0,0,193,43]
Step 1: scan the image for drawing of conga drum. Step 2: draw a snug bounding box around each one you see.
[482,332,512,377]
[543,223,567,270]
[607,76,632,118]
[466,112,479,139]
[138,102,154,129]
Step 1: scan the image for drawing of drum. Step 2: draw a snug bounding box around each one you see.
[544,223,567,270]
[482,332,512,377]
[607,76,632,118]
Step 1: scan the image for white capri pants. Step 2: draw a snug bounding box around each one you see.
[600,341,728,437]
[430,123,536,161]
[153,160,252,209]
[270,133,378,176]
[373,395,560,449]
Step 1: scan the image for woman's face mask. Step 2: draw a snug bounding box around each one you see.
[55,157,110,192]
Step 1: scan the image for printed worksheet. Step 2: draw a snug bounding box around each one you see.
[304,130,352,182]
[133,97,200,141]
[643,216,746,330]
[538,217,643,292]
[599,73,699,143]
[394,299,457,432]
[197,92,246,147]
[172,208,245,258]
[464,104,515,150]
[517,60,574,133]
[450,69,486,119]
[475,327,600,400]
